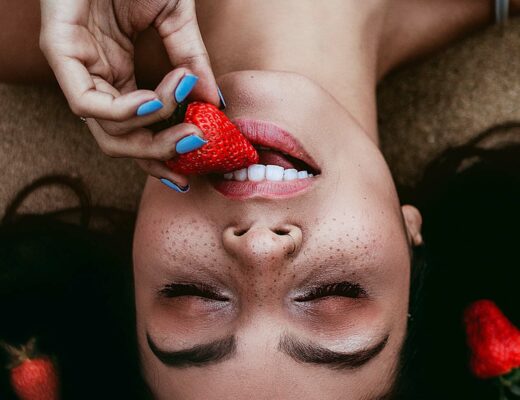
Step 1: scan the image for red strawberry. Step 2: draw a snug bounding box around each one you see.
[2,338,60,400]
[464,300,520,379]
[166,102,259,175]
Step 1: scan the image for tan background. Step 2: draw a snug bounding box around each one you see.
[0,20,519,217]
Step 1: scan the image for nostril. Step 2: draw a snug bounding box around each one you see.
[273,228,291,236]
[234,228,248,237]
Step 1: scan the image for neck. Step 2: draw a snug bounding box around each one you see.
[196,0,385,142]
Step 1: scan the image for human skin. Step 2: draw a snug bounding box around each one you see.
[1,1,519,399]
[133,1,503,399]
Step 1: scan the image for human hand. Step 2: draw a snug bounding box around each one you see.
[39,0,221,190]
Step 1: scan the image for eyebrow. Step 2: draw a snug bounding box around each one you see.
[148,331,389,371]
[278,334,390,370]
[146,334,237,368]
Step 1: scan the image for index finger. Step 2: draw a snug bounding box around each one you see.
[156,0,220,107]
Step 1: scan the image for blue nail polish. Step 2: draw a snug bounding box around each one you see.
[137,99,164,116]
[160,178,190,193]
[217,87,226,110]
[176,135,207,154]
[175,74,199,103]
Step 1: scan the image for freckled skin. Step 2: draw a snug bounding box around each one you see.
[132,70,423,400]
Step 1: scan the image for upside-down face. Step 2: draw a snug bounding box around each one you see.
[133,71,422,400]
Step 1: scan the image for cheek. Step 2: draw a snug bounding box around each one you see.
[134,187,222,272]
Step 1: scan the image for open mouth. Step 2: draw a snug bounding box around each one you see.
[210,119,321,199]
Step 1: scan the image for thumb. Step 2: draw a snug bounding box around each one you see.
[156,0,219,106]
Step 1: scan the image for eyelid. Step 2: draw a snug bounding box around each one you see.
[159,283,230,302]
[293,281,367,302]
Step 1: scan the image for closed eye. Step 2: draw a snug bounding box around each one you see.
[159,283,229,302]
[294,282,367,302]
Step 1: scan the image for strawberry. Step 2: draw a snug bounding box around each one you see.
[464,300,520,379]
[166,102,259,175]
[2,338,60,400]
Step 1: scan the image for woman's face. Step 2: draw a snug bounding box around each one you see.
[133,71,421,399]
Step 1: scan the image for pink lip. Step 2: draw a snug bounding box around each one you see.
[210,119,319,200]
[233,119,320,172]
[212,179,314,200]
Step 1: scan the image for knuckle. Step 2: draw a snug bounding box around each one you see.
[38,32,52,54]
[157,147,176,161]
[111,109,129,123]
[99,143,119,158]
[105,123,127,136]
[68,100,86,117]
[157,107,174,122]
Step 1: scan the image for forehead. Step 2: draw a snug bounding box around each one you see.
[140,332,400,400]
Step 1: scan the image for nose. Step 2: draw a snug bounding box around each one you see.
[222,224,303,269]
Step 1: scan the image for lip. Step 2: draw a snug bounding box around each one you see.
[233,119,321,173]
[212,178,315,200]
[210,119,320,200]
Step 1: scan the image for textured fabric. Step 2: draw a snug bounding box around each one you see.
[379,20,520,189]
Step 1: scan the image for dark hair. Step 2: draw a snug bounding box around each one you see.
[397,123,520,400]
[0,175,151,399]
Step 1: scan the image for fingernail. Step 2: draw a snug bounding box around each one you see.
[217,86,226,110]
[160,179,190,193]
[176,135,207,154]
[174,74,199,103]
[137,99,164,116]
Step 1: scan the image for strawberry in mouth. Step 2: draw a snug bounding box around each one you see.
[164,103,321,199]
[210,119,322,199]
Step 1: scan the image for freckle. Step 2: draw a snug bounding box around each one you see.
[292,274,296,278]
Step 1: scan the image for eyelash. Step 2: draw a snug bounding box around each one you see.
[159,283,229,302]
[294,282,367,302]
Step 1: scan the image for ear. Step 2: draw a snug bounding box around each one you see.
[401,205,423,247]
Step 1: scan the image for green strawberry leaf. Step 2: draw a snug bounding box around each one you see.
[509,384,520,396]
[499,385,510,400]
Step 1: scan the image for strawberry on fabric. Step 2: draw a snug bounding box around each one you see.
[1,338,60,400]
[464,300,520,379]
[166,102,259,175]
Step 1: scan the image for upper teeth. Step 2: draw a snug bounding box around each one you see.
[223,165,314,182]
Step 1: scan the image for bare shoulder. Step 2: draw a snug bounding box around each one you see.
[378,0,496,78]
